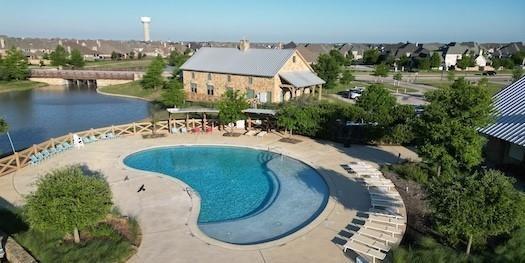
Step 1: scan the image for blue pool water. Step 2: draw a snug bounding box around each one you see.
[123,145,329,245]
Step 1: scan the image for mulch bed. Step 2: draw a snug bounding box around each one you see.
[278,137,302,144]
[382,170,434,243]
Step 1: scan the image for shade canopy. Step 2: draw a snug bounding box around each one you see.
[279,71,325,88]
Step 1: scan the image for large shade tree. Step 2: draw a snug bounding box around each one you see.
[427,170,525,255]
[0,47,29,81]
[218,89,249,134]
[69,49,85,69]
[415,78,492,174]
[277,100,321,137]
[161,78,185,108]
[313,53,341,89]
[25,166,112,243]
[50,45,69,67]
[141,56,166,89]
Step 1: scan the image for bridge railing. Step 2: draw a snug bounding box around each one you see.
[0,118,224,177]
[30,69,135,80]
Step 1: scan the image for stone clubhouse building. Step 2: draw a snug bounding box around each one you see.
[180,40,325,104]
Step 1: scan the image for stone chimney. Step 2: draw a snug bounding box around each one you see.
[239,39,250,51]
[0,38,4,49]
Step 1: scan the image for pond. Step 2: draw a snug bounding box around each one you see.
[0,86,151,155]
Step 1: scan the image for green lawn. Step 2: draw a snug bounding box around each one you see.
[98,81,162,101]
[85,58,153,71]
[0,209,140,263]
[0,80,48,93]
[415,80,505,95]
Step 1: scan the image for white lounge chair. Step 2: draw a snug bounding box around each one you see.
[350,233,390,252]
[364,221,402,236]
[256,131,267,137]
[369,208,404,219]
[343,240,386,263]
[369,189,400,197]
[244,130,258,136]
[370,195,402,204]
[368,215,405,229]
[358,228,397,245]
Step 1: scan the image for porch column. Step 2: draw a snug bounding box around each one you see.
[318,85,322,101]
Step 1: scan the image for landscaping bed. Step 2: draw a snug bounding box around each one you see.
[0,209,140,263]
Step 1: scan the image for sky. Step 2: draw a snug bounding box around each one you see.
[1,0,524,43]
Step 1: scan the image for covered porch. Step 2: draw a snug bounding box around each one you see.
[279,71,326,101]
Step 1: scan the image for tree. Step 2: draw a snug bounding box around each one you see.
[363,49,380,65]
[427,170,525,255]
[339,69,355,85]
[50,45,68,67]
[313,54,340,89]
[110,51,119,60]
[415,78,493,173]
[416,57,431,70]
[137,52,144,60]
[25,166,112,243]
[345,52,354,66]
[356,84,396,126]
[0,47,29,81]
[68,49,85,69]
[0,118,7,133]
[372,63,389,79]
[477,77,489,89]
[128,51,135,59]
[168,50,189,68]
[160,79,185,108]
[141,56,166,90]
[393,72,403,86]
[494,228,525,262]
[447,71,456,82]
[277,100,321,137]
[329,49,346,66]
[512,67,524,82]
[430,52,442,69]
[511,51,525,66]
[217,89,249,134]
[456,54,475,71]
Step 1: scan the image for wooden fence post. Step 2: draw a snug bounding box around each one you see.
[133,123,137,134]
[15,153,20,168]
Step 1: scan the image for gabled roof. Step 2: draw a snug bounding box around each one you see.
[479,76,525,146]
[180,47,296,77]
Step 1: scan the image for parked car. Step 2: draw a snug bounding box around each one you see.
[482,70,497,76]
[349,87,365,99]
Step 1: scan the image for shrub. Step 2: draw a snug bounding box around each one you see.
[389,162,429,184]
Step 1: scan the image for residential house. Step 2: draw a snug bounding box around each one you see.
[444,42,481,68]
[180,40,325,103]
[480,76,525,167]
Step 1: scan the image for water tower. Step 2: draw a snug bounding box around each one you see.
[140,17,151,42]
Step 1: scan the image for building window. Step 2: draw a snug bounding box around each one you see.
[208,73,212,80]
[191,72,195,79]
[293,56,296,63]
[207,85,214,96]
[248,77,253,84]
[191,83,197,93]
[227,75,232,82]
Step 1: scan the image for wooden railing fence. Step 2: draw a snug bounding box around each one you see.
[0,118,225,177]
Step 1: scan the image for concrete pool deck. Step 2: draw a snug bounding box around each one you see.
[0,132,417,263]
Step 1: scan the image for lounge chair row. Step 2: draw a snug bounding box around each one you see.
[171,127,213,134]
[29,141,73,165]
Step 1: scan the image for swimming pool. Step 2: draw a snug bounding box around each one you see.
[123,145,329,245]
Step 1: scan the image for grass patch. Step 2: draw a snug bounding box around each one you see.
[0,80,48,93]
[0,208,140,263]
[98,81,161,101]
[85,59,153,70]
[415,80,505,95]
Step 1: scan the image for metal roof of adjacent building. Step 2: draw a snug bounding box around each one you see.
[180,47,296,77]
[279,71,325,88]
[479,76,525,146]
